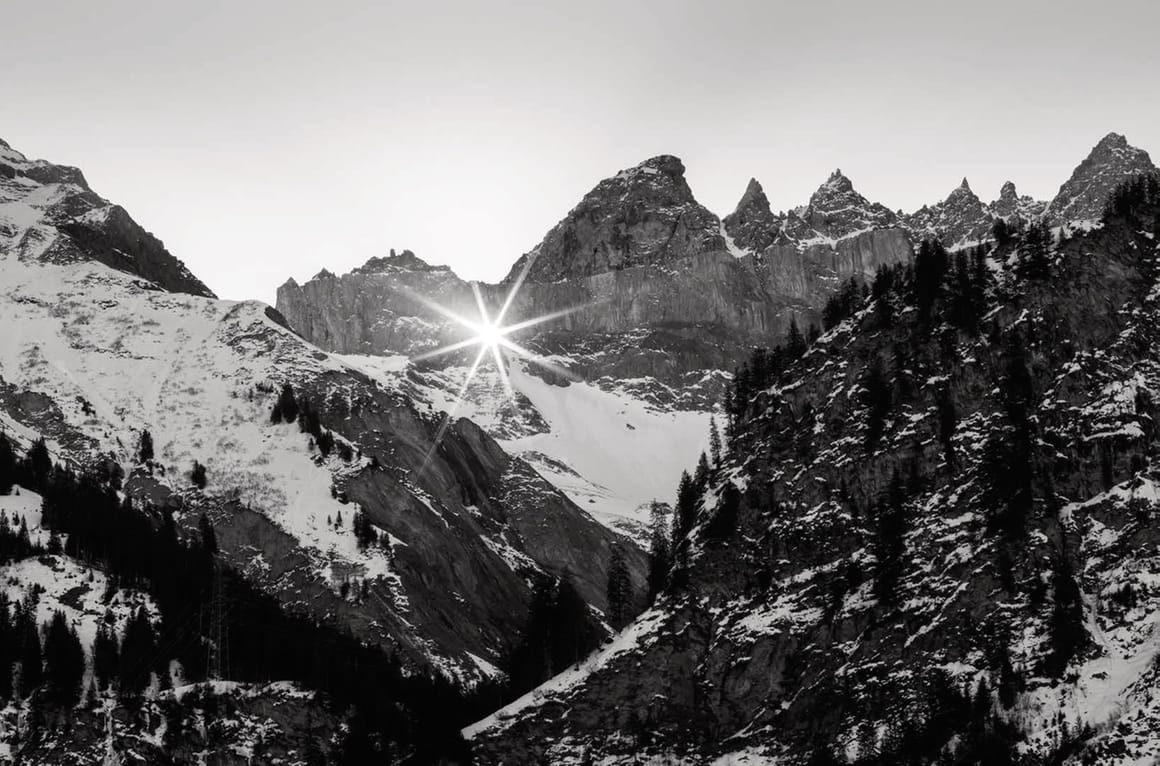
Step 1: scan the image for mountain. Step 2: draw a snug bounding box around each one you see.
[502,154,724,283]
[0,136,646,699]
[277,136,1155,550]
[903,177,994,248]
[1045,132,1158,223]
[990,180,1047,224]
[277,162,920,539]
[467,170,1160,765]
[0,138,213,298]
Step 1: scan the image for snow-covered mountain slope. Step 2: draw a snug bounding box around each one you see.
[0,138,646,686]
[343,353,713,543]
[0,138,212,298]
[468,175,1160,764]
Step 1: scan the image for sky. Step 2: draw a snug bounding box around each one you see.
[2,0,1159,303]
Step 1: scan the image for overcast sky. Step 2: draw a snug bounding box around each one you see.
[2,0,1158,302]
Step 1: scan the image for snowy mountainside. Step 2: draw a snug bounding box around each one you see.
[0,137,646,687]
[343,353,713,543]
[0,138,212,298]
[468,174,1160,764]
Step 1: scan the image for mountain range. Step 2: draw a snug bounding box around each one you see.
[0,130,1158,763]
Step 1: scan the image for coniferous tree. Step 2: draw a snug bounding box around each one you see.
[15,600,42,696]
[25,438,52,487]
[786,318,807,359]
[605,546,633,630]
[861,356,892,452]
[93,619,120,693]
[190,460,207,489]
[1045,557,1087,677]
[694,452,711,489]
[119,607,156,698]
[873,471,908,607]
[709,416,723,471]
[672,471,698,547]
[646,502,671,603]
[0,593,12,701]
[1016,221,1051,279]
[137,430,154,464]
[0,434,15,495]
[43,610,85,705]
[270,383,299,423]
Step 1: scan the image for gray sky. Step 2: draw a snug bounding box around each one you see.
[2,0,1158,302]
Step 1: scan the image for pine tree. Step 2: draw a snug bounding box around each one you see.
[605,546,633,630]
[15,601,42,696]
[694,451,711,489]
[119,607,156,698]
[0,593,12,701]
[93,619,120,693]
[786,318,807,359]
[873,471,908,607]
[1016,221,1051,279]
[25,438,52,486]
[672,471,699,546]
[43,610,84,705]
[0,434,15,495]
[861,356,892,452]
[190,460,207,489]
[646,502,671,603]
[270,383,299,423]
[709,416,723,471]
[138,430,154,464]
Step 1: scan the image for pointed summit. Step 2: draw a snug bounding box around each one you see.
[998,180,1018,200]
[791,168,897,239]
[723,178,780,253]
[958,177,971,192]
[504,154,721,283]
[1046,132,1157,222]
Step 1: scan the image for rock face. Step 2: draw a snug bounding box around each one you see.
[0,138,214,298]
[469,174,1160,765]
[1045,132,1157,223]
[904,177,994,247]
[503,155,724,283]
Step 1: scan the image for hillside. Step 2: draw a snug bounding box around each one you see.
[468,174,1160,764]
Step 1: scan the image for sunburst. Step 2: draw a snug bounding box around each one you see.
[406,257,596,474]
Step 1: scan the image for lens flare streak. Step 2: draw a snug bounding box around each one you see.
[407,270,597,475]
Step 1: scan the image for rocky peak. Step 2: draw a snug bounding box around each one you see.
[355,248,448,275]
[722,177,781,253]
[989,180,1046,224]
[789,169,899,240]
[0,137,213,298]
[1045,132,1157,223]
[902,176,992,247]
[503,155,723,283]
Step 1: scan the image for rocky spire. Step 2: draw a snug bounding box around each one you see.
[722,178,780,253]
[792,169,898,239]
[1045,132,1157,223]
[989,180,1046,223]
